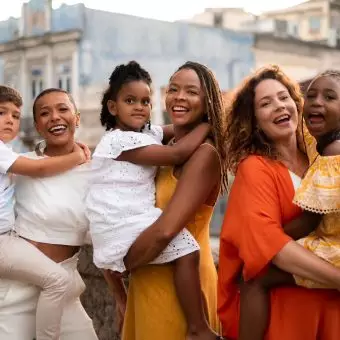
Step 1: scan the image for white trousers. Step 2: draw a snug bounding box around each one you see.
[0,248,98,340]
[0,234,74,340]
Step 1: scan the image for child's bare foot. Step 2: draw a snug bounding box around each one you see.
[187,328,224,340]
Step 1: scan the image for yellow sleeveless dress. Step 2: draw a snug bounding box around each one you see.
[122,166,221,340]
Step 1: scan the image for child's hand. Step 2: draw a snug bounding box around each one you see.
[73,142,91,163]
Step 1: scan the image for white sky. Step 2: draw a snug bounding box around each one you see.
[0,0,305,22]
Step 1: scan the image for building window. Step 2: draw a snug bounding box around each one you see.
[309,16,321,33]
[56,62,72,93]
[57,75,72,92]
[66,77,71,92]
[213,13,223,27]
[31,80,36,99]
[31,68,44,99]
[291,22,299,36]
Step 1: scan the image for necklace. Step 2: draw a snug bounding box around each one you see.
[316,129,340,155]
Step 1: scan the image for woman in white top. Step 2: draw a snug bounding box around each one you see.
[0,88,98,340]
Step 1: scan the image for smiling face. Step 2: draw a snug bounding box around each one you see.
[34,91,79,149]
[165,68,206,127]
[254,79,299,142]
[303,75,340,138]
[107,80,152,132]
[0,101,21,143]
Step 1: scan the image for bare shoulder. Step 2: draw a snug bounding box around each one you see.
[322,140,340,156]
[189,139,219,165]
[180,139,220,183]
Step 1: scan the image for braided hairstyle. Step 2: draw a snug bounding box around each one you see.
[100,61,152,131]
[172,61,227,191]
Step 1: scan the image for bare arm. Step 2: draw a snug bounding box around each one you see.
[283,211,322,240]
[161,124,175,145]
[124,143,220,270]
[273,240,340,288]
[102,270,127,308]
[9,143,88,177]
[323,140,340,156]
[117,123,210,166]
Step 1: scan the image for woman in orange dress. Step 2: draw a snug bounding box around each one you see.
[218,65,340,340]
[120,62,228,340]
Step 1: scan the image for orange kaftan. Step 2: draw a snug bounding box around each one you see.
[218,155,340,340]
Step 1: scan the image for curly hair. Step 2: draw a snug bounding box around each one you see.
[172,61,228,191]
[224,65,304,174]
[100,61,152,131]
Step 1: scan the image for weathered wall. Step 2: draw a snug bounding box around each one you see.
[79,246,120,340]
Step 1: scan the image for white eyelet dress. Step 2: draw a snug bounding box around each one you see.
[86,125,199,273]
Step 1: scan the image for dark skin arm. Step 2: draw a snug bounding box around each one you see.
[161,124,175,145]
[117,123,210,166]
[283,210,322,240]
[123,143,221,271]
[322,140,340,156]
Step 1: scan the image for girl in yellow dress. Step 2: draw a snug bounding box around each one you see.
[293,70,340,287]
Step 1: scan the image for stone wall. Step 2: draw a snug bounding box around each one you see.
[78,245,120,340]
[78,242,220,339]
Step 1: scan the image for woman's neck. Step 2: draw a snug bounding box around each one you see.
[44,140,75,157]
[275,135,308,177]
[174,121,202,142]
[276,135,299,162]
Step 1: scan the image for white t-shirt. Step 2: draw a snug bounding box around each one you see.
[14,151,92,245]
[0,141,19,233]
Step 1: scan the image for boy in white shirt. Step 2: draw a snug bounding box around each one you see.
[0,85,89,340]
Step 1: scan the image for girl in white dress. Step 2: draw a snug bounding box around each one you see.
[86,61,222,339]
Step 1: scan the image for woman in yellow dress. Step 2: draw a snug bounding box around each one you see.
[121,61,228,340]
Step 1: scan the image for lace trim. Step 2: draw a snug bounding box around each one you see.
[293,198,340,214]
[294,155,340,213]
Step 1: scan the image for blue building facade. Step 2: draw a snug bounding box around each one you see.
[0,0,254,233]
[0,1,254,122]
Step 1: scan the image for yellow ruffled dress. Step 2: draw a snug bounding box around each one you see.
[293,130,340,288]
